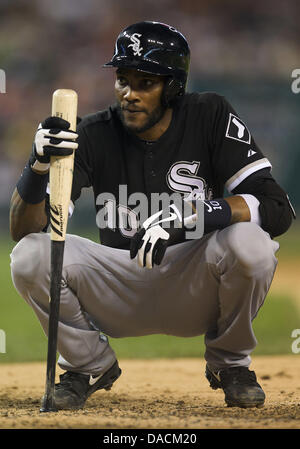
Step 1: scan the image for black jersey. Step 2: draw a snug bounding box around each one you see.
[71,92,271,249]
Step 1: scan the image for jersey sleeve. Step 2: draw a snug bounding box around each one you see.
[70,122,94,212]
[210,95,272,192]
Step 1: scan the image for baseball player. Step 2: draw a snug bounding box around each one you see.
[10,22,294,410]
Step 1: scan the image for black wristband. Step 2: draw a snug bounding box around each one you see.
[16,162,49,204]
[204,199,232,233]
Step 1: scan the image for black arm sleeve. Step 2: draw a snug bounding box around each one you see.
[232,168,296,238]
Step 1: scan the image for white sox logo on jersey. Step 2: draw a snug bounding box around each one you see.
[167,161,212,201]
[226,113,251,144]
[128,33,143,56]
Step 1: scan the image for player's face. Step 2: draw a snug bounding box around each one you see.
[115,68,167,136]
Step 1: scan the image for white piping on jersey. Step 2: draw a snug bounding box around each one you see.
[225,158,272,193]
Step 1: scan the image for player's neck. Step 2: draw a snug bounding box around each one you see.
[136,108,173,141]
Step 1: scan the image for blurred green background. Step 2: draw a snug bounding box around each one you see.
[0,1,299,363]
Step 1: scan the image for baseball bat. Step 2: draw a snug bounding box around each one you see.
[40,89,78,412]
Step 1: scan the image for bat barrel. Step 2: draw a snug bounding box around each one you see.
[50,89,78,242]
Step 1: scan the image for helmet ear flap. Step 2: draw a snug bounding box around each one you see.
[162,78,184,107]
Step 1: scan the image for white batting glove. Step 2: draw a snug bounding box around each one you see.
[130,204,185,269]
[30,116,78,173]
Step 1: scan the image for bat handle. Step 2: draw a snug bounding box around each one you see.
[40,241,65,413]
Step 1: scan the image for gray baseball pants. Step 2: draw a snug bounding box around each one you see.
[10,222,279,375]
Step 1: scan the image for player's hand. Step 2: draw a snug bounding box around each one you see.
[30,116,78,173]
[130,204,185,269]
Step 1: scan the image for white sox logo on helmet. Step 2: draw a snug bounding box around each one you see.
[128,33,143,56]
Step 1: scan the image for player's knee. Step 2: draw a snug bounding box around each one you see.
[10,232,50,290]
[222,222,278,277]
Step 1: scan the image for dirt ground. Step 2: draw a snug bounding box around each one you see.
[0,259,299,431]
[0,355,299,429]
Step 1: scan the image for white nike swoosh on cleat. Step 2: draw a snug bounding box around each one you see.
[89,374,102,386]
[212,371,221,382]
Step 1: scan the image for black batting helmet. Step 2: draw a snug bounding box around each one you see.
[104,21,190,105]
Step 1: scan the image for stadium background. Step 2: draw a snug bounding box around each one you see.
[0,0,299,363]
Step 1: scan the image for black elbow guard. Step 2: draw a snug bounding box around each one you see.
[233,169,296,238]
[256,183,295,238]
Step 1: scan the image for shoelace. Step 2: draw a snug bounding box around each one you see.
[55,371,87,391]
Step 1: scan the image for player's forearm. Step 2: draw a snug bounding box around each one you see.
[224,195,251,224]
[9,114,78,242]
[9,188,48,241]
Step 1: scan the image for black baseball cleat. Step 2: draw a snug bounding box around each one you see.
[205,364,265,408]
[43,360,122,410]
